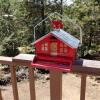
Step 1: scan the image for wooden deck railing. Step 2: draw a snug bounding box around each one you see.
[0,54,100,100]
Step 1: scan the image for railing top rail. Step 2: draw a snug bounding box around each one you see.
[0,54,100,75]
[13,54,100,75]
[0,56,12,65]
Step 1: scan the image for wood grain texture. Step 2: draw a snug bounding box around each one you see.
[0,54,100,75]
[28,67,36,100]
[0,89,3,100]
[80,74,87,100]
[13,54,100,75]
[0,56,12,65]
[10,65,19,100]
[0,54,99,100]
[50,70,62,100]
[12,54,35,66]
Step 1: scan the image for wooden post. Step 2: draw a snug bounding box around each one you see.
[50,70,62,100]
[28,66,36,100]
[0,89,3,100]
[10,65,19,100]
[80,74,87,100]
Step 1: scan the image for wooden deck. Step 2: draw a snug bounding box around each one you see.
[0,54,100,100]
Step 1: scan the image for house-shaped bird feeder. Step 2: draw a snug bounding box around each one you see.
[31,20,80,72]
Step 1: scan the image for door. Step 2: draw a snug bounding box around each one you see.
[50,42,57,56]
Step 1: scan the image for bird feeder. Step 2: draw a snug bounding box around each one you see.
[31,19,80,72]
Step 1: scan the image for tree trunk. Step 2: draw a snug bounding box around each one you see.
[41,0,46,35]
[61,0,63,15]
[88,32,92,49]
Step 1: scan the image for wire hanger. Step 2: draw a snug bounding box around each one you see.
[34,12,83,46]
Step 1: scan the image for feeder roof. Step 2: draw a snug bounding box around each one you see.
[51,29,80,48]
[33,29,80,48]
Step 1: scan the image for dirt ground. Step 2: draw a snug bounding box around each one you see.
[0,73,100,100]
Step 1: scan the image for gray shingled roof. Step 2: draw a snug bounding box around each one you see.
[51,29,80,48]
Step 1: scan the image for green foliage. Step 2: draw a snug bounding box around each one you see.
[0,0,34,56]
[0,0,99,58]
[64,0,100,57]
[0,0,17,56]
[1,39,19,57]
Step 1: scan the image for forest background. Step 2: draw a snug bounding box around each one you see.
[0,0,99,60]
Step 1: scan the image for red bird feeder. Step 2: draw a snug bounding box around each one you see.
[31,20,80,72]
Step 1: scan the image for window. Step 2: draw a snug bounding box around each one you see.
[41,42,48,52]
[50,42,57,56]
[60,43,67,54]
